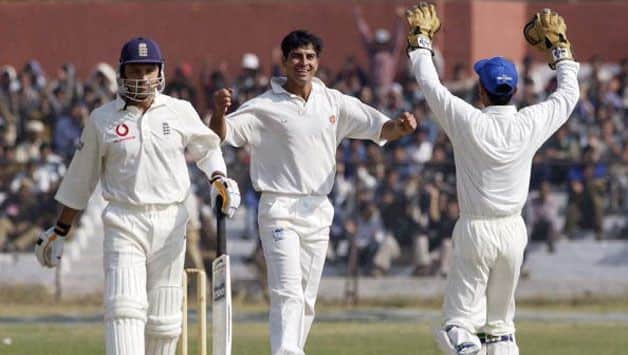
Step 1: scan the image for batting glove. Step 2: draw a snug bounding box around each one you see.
[210,175,241,218]
[34,223,69,268]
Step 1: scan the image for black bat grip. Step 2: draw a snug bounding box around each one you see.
[216,196,227,257]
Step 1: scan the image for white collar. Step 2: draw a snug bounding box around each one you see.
[115,92,167,111]
[481,105,517,116]
[270,77,325,96]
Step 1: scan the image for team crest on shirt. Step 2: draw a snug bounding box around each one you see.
[272,228,285,242]
[329,115,337,124]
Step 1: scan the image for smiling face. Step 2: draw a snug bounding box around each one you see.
[282,44,319,88]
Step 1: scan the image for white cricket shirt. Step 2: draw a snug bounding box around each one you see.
[56,94,226,210]
[224,77,389,196]
[410,49,580,217]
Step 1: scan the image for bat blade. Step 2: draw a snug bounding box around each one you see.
[212,254,232,355]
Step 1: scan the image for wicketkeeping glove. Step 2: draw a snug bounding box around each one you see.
[210,175,241,218]
[406,2,441,54]
[34,224,69,268]
[524,8,574,69]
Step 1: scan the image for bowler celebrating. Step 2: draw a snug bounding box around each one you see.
[211,30,417,355]
[406,4,579,355]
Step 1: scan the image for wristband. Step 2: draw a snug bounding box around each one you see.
[54,222,71,237]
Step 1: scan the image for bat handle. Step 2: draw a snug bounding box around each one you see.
[216,196,227,257]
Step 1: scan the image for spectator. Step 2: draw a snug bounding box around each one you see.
[84,63,117,108]
[165,63,198,108]
[564,146,607,240]
[49,63,83,111]
[0,51,626,279]
[53,100,87,161]
[526,181,560,253]
[431,196,457,277]
[353,5,406,92]
[234,53,267,103]
[0,179,43,252]
[15,120,45,163]
[345,197,399,276]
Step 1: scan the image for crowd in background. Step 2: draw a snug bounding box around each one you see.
[1,21,627,277]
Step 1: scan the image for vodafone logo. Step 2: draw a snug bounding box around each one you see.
[329,115,337,124]
[112,123,135,143]
[115,124,129,137]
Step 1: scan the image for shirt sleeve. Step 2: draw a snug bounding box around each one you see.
[409,49,481,141]
[224,100,262,148]
[181,101,227,178]
[55,115,103,210]
[517,61,580,150]
[336,92,390,145]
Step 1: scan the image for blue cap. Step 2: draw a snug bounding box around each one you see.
[119,37,163,66]
[473,57,518,96]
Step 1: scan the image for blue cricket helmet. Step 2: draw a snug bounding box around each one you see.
[117,37,165,102]
[119,37,164,66]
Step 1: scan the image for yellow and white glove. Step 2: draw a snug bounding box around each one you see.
[406,2,441,54]
[524,8,574,69]
[34,223,69,268]
[210,175,241,218]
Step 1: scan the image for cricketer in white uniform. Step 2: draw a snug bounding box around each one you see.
[210,30,417,355]
[405,4,579,355]
[34,37,241,355]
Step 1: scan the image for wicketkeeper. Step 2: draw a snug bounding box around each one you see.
[405,4,579,354]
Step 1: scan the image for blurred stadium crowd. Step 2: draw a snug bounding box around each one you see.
[1,22,627,278]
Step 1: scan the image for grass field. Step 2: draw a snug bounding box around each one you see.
[1,293,628,355]
[1,321,627,355]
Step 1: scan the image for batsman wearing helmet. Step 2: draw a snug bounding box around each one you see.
[405,4,579,355]
[34,37,241,355]
[210,30,417,355]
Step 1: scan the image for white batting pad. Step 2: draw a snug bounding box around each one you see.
[104,252,148,355]
[146,286,183,355]
[106,318,145,355]
[485,339,519,355]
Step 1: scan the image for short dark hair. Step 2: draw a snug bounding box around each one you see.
[483,83,514,105]
[281,30,323,58]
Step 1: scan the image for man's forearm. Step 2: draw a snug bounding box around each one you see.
[209,112,227,141]
[57,205,80,227]
[380,120,403,141]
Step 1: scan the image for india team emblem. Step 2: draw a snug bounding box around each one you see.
[138,43,148,57]
[272,228,285,242]
[115,123,129,137]
[329,115,337,124]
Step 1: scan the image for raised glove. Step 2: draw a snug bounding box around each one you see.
[210,175,241,218]
[524,8,574,69]
[34,224,68,268]
[406,2,441,54]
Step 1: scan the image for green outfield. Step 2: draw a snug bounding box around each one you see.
[1,321,627,355]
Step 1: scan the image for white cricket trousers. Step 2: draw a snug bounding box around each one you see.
[258,193,334,355]
[102,202,188,355]
[442,214,527,355]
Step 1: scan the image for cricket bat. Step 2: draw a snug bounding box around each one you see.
[212,199,232,355]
